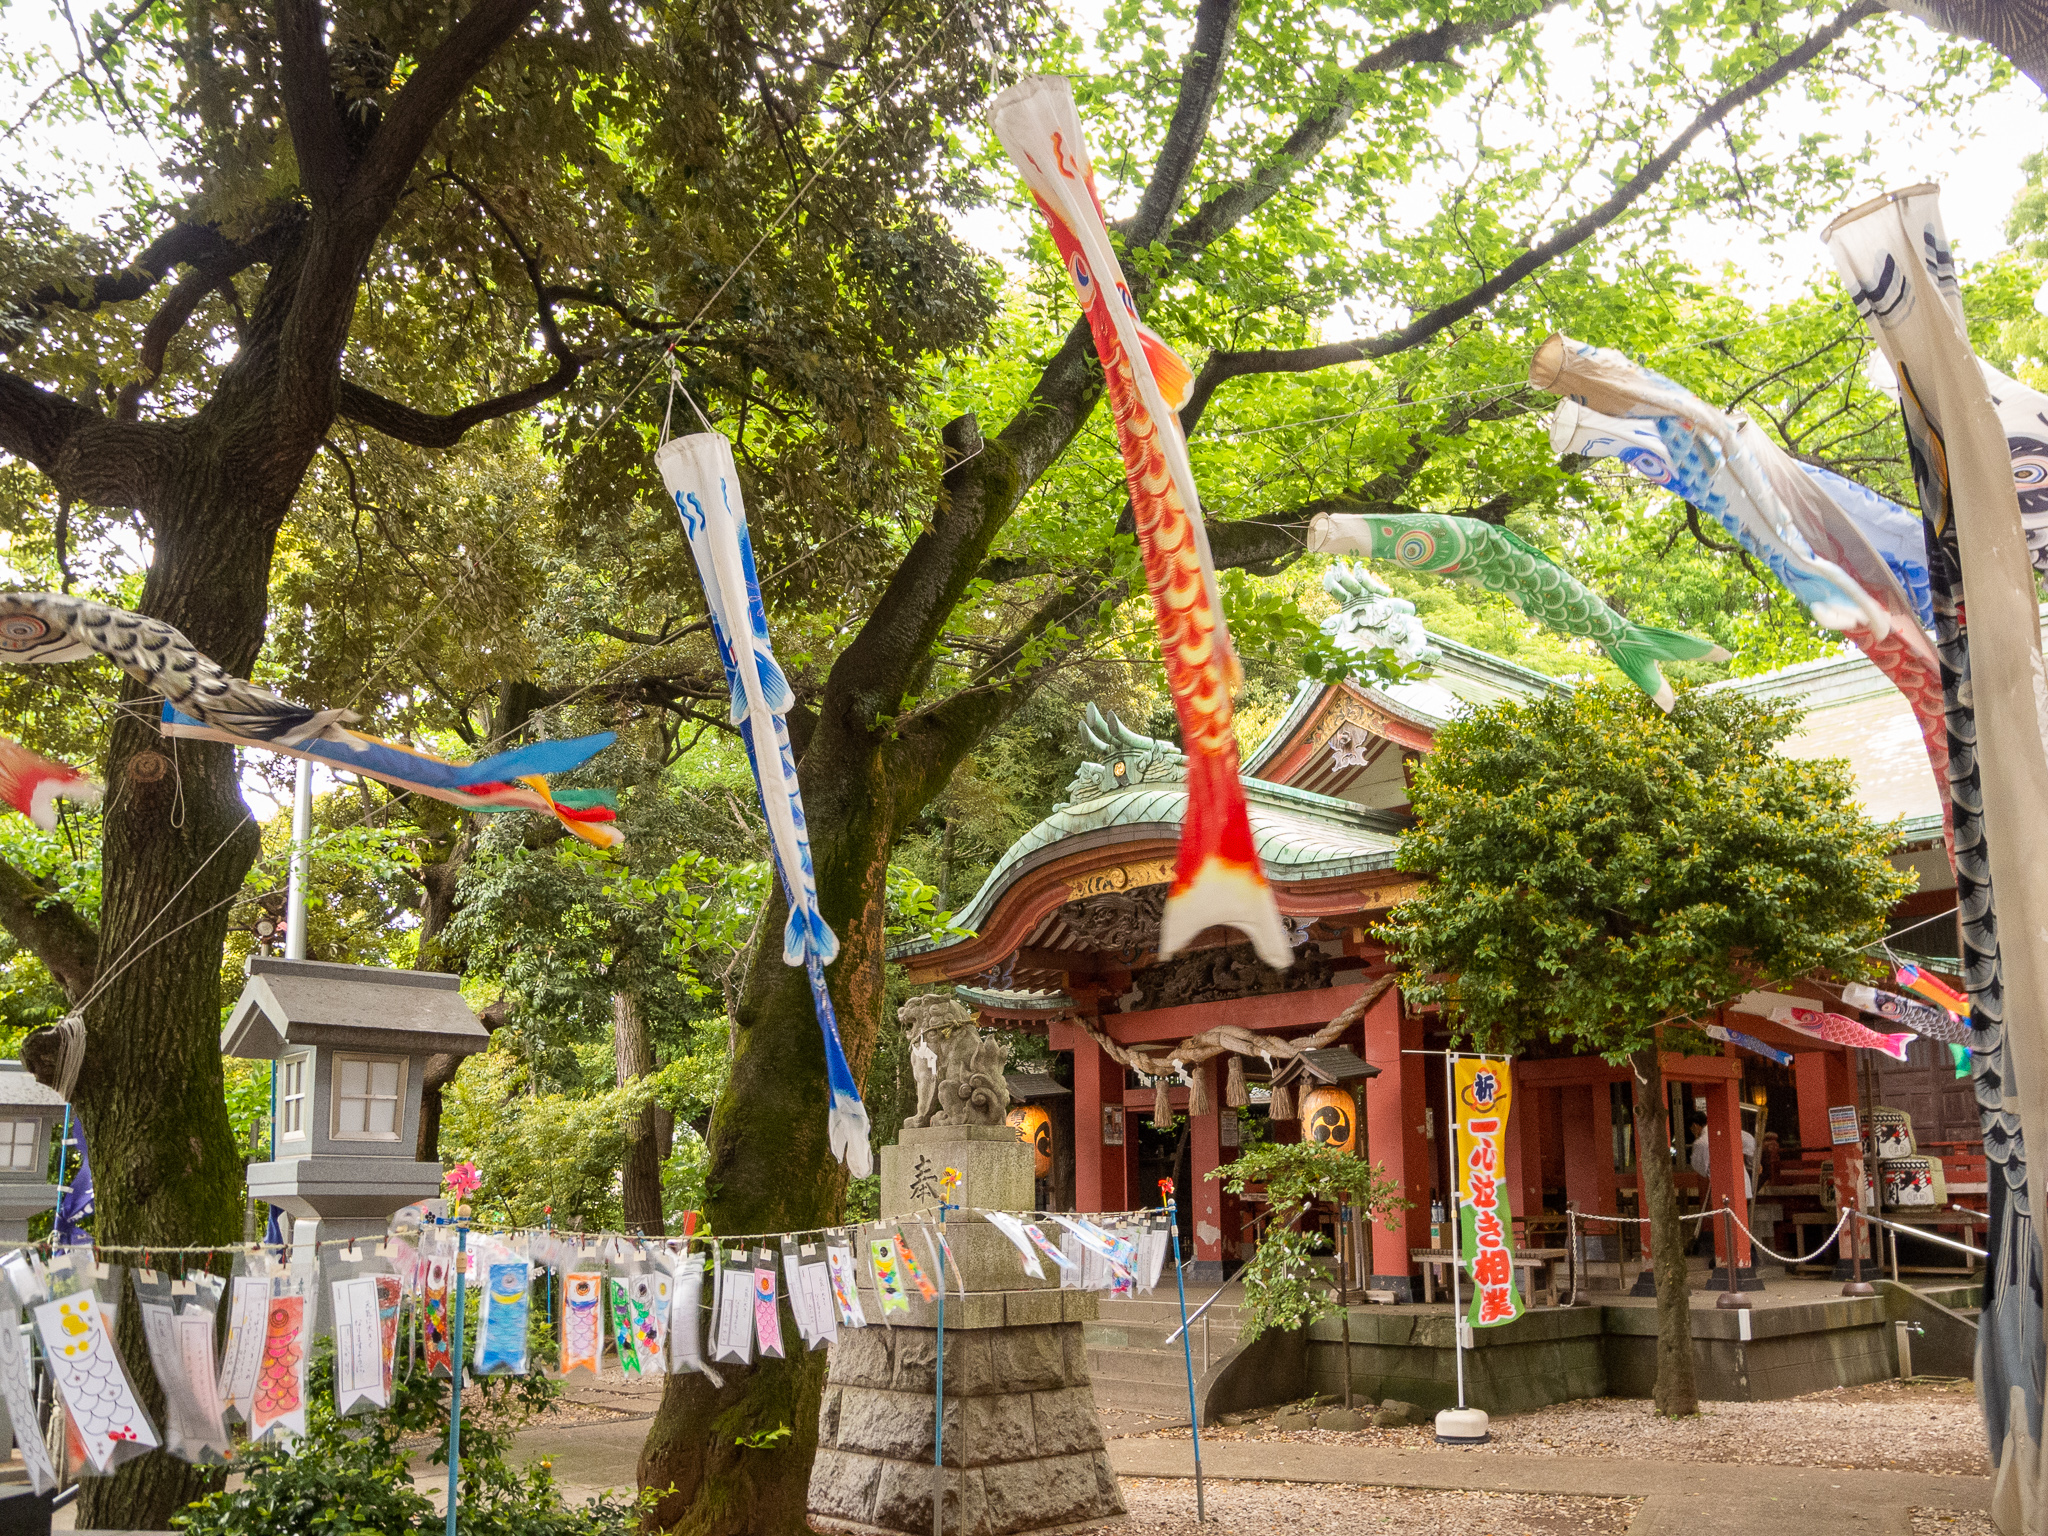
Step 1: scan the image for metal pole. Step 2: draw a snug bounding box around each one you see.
[444,1210,471,1536]
[933,1216,945,1536]
[1444,1051,1465,1410]
[285,758,311,960]
[1164,1183,1204,1522]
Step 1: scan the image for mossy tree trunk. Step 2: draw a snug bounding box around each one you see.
[616,991,665,1235]
[0,5,554,1523]
[1629,1043,1699,1417]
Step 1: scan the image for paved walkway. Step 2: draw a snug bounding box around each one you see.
[491,1386,1994,1536]
[1109,1436,1993,1536]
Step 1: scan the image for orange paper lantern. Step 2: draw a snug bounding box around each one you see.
[1300,1086,1356,1153]
[1007,1104,1054,1178]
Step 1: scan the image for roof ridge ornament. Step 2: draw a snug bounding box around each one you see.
[1067,702,1185,802]
[1321,562,1441,669]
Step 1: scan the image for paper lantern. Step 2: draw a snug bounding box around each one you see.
[1301,1086,1356,1153]
[1007,1104,1054,1179]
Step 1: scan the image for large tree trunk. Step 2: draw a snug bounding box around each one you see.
[1629,1043,1699,1417]
[615,991,664,1235]
[72,468,278,1528]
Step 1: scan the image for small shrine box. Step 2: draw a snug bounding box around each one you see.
[223,957,489,1239]
[0,1063,64,1240]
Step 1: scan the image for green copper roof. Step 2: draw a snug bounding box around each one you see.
[892,751,1404,961]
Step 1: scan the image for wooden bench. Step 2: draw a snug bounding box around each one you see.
[1409,1247,1568,1307]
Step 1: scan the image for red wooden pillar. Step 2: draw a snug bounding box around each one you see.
[1703,1078,1752,1271]
[1561,1083,1619,1215]
[1189,1059,1224,1275]
[1361,987,1429,1299]
[1796,1047,1868,1261]
[1072,1035,1128,1216]
[1503,1074,1543,1241]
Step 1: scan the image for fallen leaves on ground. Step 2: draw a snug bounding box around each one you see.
[1080,1479,1638,1535]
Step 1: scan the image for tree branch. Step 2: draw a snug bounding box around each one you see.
[354,0,549,216]
[1,0,158,141]
[1125,0,1243,248]
[275,0,350,208]
[336,357,579,447]
[0,221,240,355]
[0,371,174,508]
[1184,1,1881,391]
[115,258,257,421]
[1158,4,1557,267]
[0,858,97,1004]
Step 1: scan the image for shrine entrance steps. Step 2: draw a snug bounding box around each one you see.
[1084,1286,1245,1418]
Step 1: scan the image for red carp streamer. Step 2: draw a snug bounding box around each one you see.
[990,75,1289,968]
[0,737,99,830]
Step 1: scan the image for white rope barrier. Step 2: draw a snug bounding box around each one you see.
[1725,1206,1852,1267]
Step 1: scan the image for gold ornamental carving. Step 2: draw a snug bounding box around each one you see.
[1309,692,1395,749]
[1064,858,1177,900]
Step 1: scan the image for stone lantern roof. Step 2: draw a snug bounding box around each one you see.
[222,956,490,1061]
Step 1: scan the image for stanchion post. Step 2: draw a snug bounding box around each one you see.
[1842,1203,1874,1297]
[1162,1179,1204,1523]
[1715,1198,1749,1310]
[445,1206,472,1536]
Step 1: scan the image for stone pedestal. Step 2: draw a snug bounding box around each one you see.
[0,1185,58,1244]
[246,1154,445,1247]
[808,1126,1126,1536]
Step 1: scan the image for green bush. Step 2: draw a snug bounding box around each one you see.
[1209,1140,1407,1342]
[177,1326,644,1536]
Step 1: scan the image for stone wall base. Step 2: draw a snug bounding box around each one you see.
[808,1320,1126,1536]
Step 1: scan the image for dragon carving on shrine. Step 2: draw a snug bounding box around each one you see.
[1064,703,1183,802]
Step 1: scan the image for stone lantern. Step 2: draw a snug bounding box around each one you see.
[222,956,489,1246]
[0,1063,65,1242]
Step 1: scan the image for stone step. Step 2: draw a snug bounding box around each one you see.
[1084,1319,1241,1354]
[1090,1295,1243,1331]
[1087,1375,1196,1416]
[1085,1345,1217,1386]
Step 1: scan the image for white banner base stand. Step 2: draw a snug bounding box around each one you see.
[1435,1406,1491,1445]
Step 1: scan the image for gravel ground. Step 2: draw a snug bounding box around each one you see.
[1083,1479,1638,1535]
[1912,1511,1997,1536]
[1189,1377,1987,1476]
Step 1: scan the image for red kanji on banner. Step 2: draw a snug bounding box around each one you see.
[1478,1288,1516,1323]
[1473,1249,1511,1287]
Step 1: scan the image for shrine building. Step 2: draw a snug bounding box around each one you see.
[891,567,1985,1296]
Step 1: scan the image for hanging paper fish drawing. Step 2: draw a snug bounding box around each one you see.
[892,1232,938,1303]
[608,1279,644,1375]
[869,1239,909,1315]
[252,1296,305,1439]
[476,1264,529,1375]
[422,1258,453,1376]
[34,1291,160,1470]
[630,1272,668,1363]
[0,737,99,829]
[989,75,1290,970]
[752,1258,784,1358]
[654,432,870,1174]
[375,1275,402,1395]
[562,1273,602,1375]
[825,1245,867,1327]
[1308,513,1726,710]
